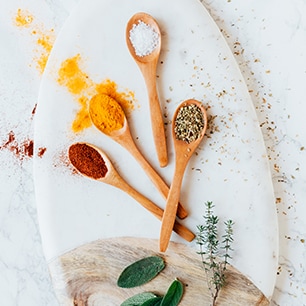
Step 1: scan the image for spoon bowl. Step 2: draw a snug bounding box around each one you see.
[126,12,161,63]
[172,99,207,158]
[88,93,188,219]
[68,142,195,242]
[160,99,208,252]
[126,12,168,167]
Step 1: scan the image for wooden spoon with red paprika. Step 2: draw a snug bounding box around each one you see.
[68,142,195,242]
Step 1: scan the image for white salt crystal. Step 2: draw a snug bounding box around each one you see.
[129,20,159,57]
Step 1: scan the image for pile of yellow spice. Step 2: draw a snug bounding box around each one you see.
[57,54,136,133]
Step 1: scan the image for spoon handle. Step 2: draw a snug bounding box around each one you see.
[108,173,194,242]
[140,62,168,168]
[116,131,188,219]
[159,159,188,252]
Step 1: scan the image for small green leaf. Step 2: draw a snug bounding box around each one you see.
[160,279,183,306]
[117,256,165,288]
[121,292,157,306]
[141,296,163,306]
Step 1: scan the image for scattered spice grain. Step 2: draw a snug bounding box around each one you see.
[68,143,108,179]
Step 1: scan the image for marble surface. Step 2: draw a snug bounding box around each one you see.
[0,0,305,305]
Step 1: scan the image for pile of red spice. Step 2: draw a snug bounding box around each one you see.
[68,143,108,179]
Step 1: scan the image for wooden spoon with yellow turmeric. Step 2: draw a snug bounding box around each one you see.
[89,93,188,219]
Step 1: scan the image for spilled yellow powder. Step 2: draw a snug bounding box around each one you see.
[15,8,34,27]
[34,29,55,74]
[96,79,135,113]
[72,96,92,132]
[14,8,55,74]
[56,54,136,133]
[58,54,92,95]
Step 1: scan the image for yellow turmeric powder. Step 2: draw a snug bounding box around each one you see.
[14,9,55,74]
[57,54,91,95]
[56,54,136,133]
[96,79,135,113]
[89,94,125,135]
[36,30,55,74]
[15,8,34,27]
[72,96,92,132]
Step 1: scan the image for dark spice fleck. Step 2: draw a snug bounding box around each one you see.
[32,103,37,116]
[37,147,47,158]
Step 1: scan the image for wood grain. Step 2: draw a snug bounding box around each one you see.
[48,237,269,306]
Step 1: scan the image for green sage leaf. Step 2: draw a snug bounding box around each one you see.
[160,279,184,306]
[117,256,165,288]
[141,296,163,306]
[121,292,157,306]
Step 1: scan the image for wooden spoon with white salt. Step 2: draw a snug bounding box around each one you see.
[126,12,168,168]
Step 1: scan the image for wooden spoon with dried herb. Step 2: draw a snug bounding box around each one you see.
[160,100,207,252]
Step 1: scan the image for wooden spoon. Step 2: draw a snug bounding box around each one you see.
[160,100,208,252]
[126,12,168,168]
[89,94,188,219]
[68,142,195,242]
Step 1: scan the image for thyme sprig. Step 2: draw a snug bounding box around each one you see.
[196,201,234,306]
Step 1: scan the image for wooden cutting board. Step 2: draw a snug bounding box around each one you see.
[34,0,278,304]
[49,237,269,305]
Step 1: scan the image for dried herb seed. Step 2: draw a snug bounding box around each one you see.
[174,104,205,143]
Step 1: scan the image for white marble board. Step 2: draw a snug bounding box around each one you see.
[33,0,278,303]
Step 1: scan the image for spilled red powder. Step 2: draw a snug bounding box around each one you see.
[32,103,37,115]
[1,131,47,160]
[53,149,75,173]
[0,131,34,160]
[4,131,15,147]
[23,139,34,157]
[37,147,47,158]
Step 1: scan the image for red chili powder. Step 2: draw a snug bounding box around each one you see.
[37,147,47,158]
[68,143,108,179]
[0,131,34,159]
[32,103,37,116]
[23,139,34,157]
